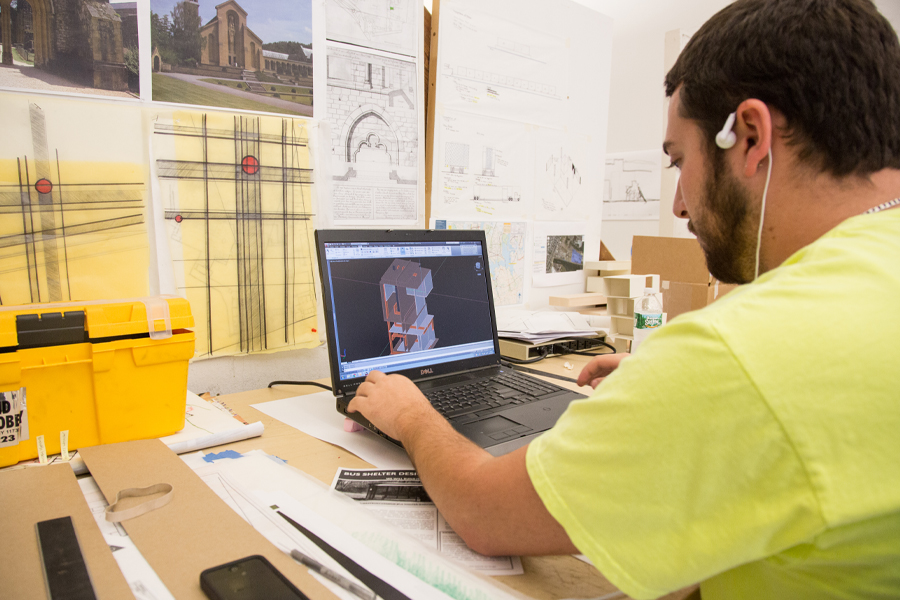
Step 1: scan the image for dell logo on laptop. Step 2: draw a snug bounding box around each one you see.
[421,368,434,375]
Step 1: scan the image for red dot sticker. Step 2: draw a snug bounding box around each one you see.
[175,215,183,223]
[241,155,260,175]
[311,328,317,333]
[35,178,52,194]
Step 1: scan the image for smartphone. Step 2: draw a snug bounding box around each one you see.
[200,555,310,600]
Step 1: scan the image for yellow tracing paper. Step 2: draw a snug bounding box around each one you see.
[152,110,319,357]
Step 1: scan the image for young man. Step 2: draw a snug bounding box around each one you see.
[348,0,900,597]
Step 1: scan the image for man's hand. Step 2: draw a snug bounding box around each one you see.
[577,353,630,389]
[348,371,438,441]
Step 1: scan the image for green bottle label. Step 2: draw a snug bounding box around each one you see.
[635,312,663,329]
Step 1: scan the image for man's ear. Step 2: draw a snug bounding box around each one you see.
[734,99,773,178]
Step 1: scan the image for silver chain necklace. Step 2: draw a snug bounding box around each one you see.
[864,197,900,214]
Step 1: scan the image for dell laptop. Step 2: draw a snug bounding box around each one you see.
[315,229,587,456]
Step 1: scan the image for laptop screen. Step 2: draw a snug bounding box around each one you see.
[317,231,500,390]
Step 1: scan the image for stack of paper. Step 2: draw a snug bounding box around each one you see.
[495,308,605,344]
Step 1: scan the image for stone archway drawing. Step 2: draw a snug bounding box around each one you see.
[344,110,400,165]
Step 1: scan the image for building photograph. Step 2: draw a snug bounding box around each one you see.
[150,0,312,116]
[0,0,139,97]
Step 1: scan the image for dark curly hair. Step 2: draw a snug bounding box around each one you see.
[665,0,900,177]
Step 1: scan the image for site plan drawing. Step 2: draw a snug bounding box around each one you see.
[325,0,418,57]
[434,220,527,306]
[152,110,319,358]
[326,45,419,224]
[436,1,569,125]
[435,110,532,219]
[603,150,662,221]
[0,93,149,306]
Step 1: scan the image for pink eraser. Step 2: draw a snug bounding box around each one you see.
[344,418,365,433]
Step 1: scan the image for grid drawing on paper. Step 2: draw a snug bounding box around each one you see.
[154,112,319,357]
[0,103,148,306]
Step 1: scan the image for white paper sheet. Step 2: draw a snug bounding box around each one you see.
[252,392,414,469]
[436,1,569,126]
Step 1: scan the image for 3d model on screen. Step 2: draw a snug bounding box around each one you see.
[380,259,437,354]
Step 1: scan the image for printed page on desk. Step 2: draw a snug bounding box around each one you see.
[332,468,524,576]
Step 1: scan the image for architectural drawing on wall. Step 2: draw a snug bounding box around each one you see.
[436,2,568,123]
[380,259,436,354]
[603,150,662,221]
[443,142,469,174]
[0,97,149,306]
[472,184,520,203]
[435,109,532,218]
[435,220,526,306]
[326,45,418,222]
[533,130,593,221]
[152,111,319,358]
[325,0,417,57]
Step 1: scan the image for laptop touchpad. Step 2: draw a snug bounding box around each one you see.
[456,415,534,446]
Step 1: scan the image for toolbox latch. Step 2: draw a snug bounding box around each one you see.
[16,311,87,349]
[141,297,173,340]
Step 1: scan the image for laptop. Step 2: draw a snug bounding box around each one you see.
[315,229,587,456]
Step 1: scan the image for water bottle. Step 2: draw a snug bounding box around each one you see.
[632,288,663,352]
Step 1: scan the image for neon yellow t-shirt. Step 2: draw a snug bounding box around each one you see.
[527,208,900,599]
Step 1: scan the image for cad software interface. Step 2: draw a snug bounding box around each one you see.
[323,240,496,381]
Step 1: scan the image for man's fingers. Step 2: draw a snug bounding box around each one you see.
[366,370,386,383]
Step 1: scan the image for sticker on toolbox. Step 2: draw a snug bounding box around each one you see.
[0,387,29,448]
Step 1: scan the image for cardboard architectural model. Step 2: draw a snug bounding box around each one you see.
[380,259,437,354]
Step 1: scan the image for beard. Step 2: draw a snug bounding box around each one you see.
[688,151,758,285]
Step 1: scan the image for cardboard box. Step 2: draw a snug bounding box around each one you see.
[631,236,738,320]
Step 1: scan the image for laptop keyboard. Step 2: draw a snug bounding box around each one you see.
[426,371,565,420]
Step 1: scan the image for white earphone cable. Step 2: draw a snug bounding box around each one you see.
[754,149,773,280]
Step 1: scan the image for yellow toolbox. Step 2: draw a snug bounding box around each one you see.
[0,296,194,467]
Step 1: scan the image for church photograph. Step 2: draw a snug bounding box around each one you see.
[150,0,312,116]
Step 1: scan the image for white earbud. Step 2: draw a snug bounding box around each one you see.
[716,112,737,149]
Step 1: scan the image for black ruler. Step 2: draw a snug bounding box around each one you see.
[36,516,97,600]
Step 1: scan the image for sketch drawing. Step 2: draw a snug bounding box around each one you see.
[326,45,418,221]
[545,147,581,208]
[0,101,148,305]
[153,111,318,357]
[325,0,416,57]
[437,5,568,122]
[380,258,436,354]
[603,151,661,221]
[443,142,469,174]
